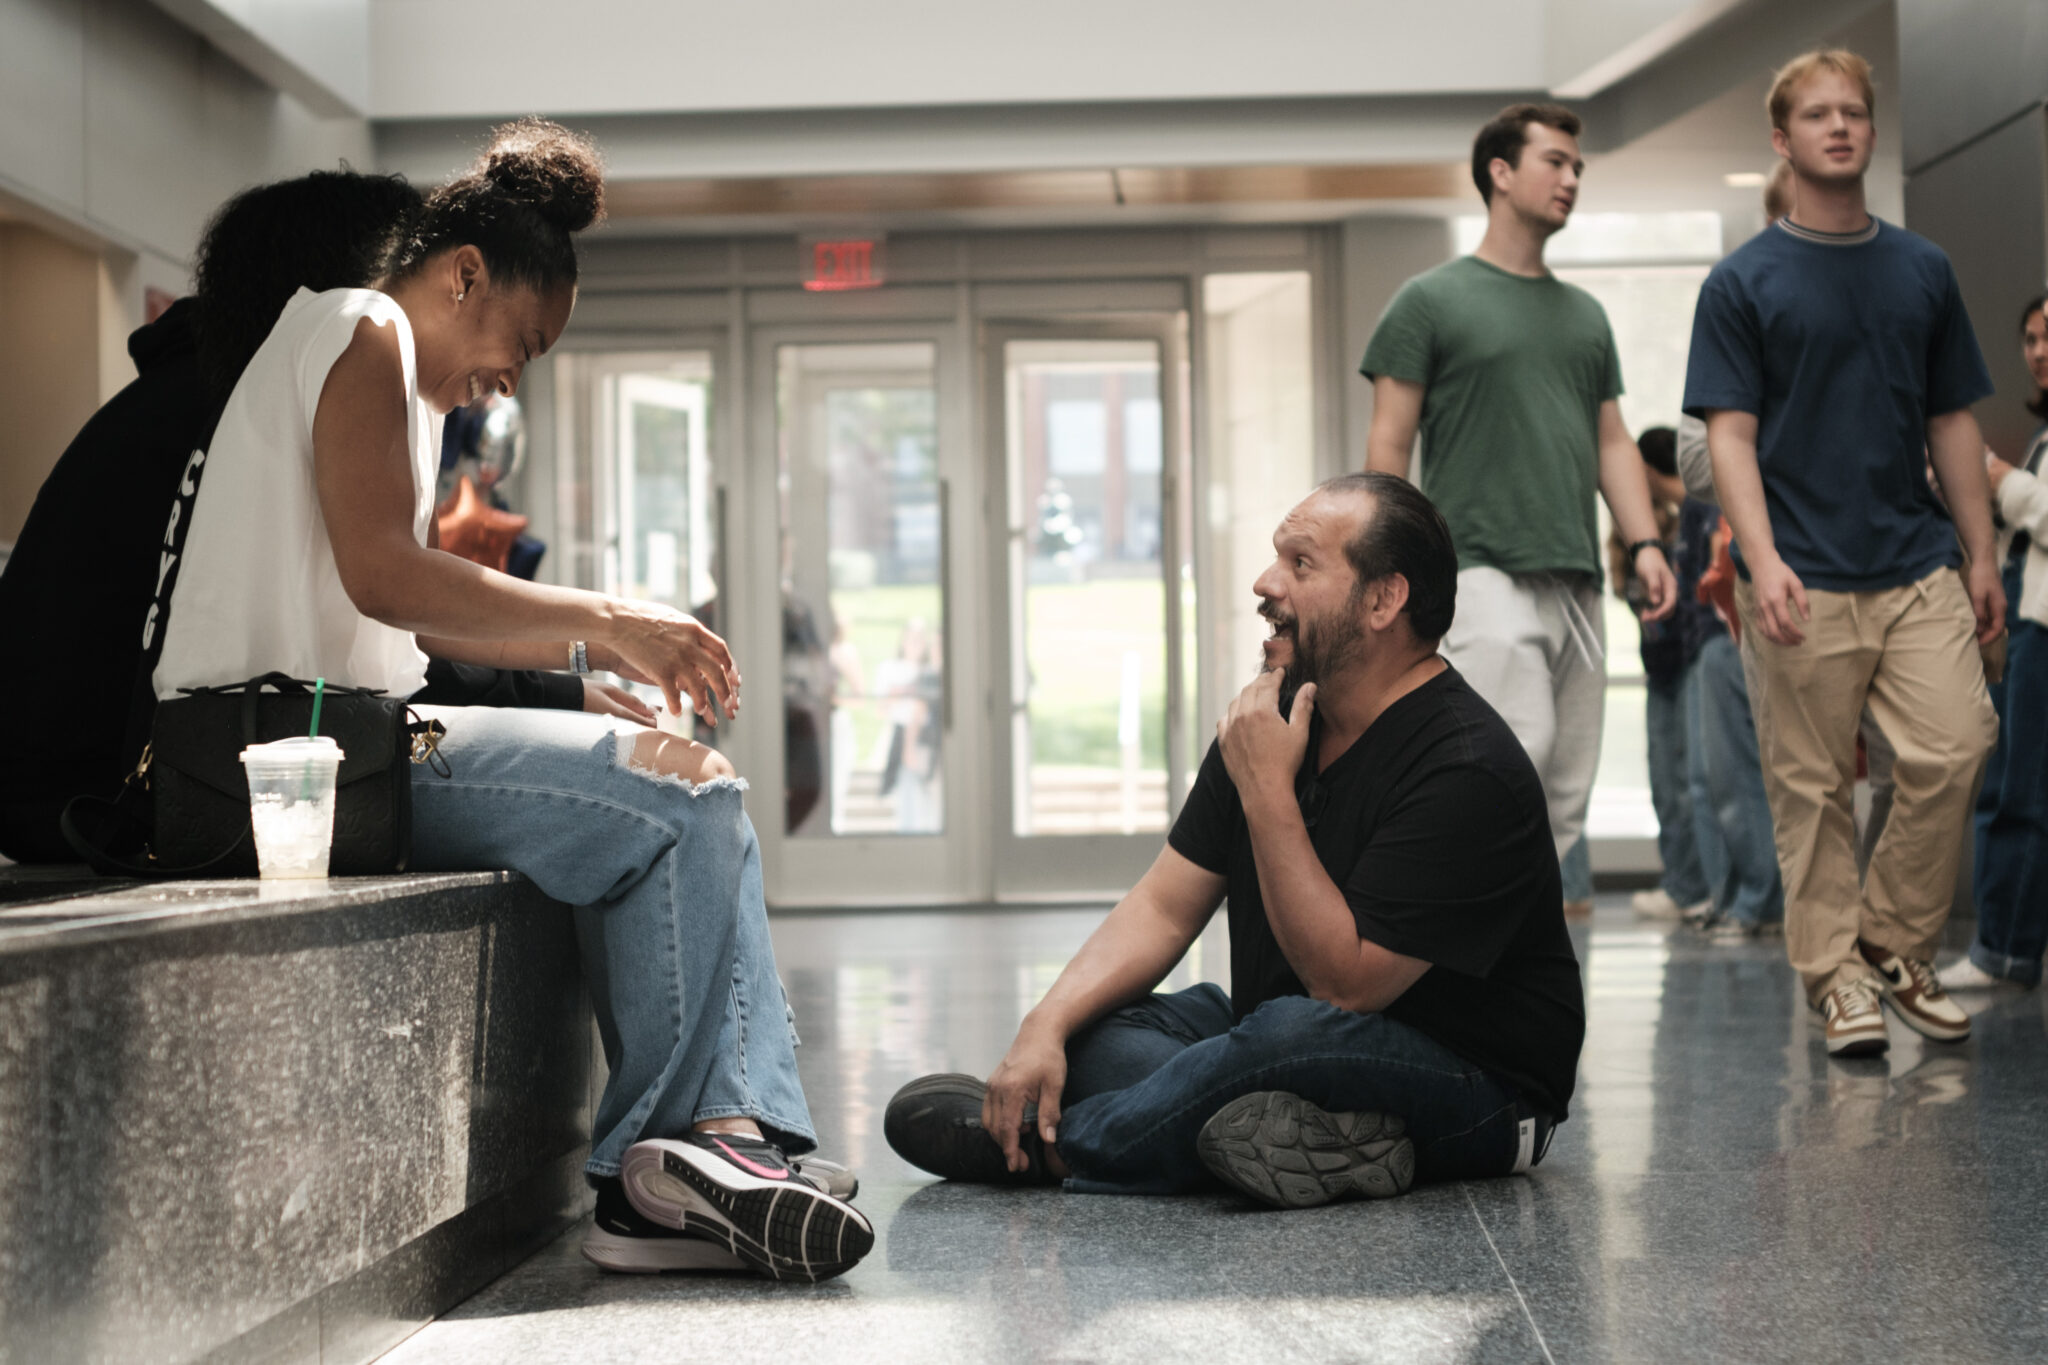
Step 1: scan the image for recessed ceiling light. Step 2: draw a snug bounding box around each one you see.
[1724,171,1767,187]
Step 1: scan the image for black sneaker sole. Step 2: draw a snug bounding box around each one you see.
[620,1140,874,1283]
[1196,1091,1415,1208]
[883,1072,1046,1184]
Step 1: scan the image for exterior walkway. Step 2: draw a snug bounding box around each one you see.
[382,897,2048,1364]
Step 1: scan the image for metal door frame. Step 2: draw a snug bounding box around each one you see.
[979,313,1194,898]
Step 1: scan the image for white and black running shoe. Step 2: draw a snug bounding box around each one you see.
[1196,1091,1415,1208]
[792,1155,859,1201]
[582,1179,748,1275]
[620,1134,874,1283]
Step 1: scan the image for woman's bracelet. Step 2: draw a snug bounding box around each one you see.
[569,641,591,675]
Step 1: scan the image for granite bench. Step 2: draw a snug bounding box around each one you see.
[0,866,596,1365]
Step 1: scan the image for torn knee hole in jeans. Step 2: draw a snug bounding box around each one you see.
[618,730,749,796]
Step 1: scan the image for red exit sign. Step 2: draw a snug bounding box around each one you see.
[802,237,885,291]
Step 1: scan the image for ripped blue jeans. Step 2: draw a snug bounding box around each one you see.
[407,705,814,1179]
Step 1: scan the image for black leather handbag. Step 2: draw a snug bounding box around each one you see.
[63,672,446,877]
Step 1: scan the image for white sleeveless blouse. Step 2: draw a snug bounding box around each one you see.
[155,288,439,699]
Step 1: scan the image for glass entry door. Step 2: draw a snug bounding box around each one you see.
[747,327,984,905]
[985,320,1193,894]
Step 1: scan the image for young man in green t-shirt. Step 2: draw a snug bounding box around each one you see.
[1362,103,1675,907]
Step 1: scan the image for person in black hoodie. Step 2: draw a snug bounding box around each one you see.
[0,169,645,863]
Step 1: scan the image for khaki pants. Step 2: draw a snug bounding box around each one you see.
[1737,568,1997,1005]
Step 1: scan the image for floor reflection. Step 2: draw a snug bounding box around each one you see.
[386,897,2048,1365]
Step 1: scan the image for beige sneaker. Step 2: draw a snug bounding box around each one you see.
[1814,979,1889,1057]
[1859,941,1972,1042]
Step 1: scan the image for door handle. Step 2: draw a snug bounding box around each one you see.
[939,478,953,732]
[714,484,731,662]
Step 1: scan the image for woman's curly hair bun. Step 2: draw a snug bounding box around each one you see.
[479,118,606,234]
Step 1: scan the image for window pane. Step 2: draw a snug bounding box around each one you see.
[1200,271,1315,782]
[1552,263,1715,842]
[777,343,943,838]
[1005,339,1168,836]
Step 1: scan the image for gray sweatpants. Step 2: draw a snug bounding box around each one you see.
[1440,567,1607,866]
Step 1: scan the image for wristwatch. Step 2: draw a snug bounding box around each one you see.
[1626,538,1663,565]
[569,641,591,675]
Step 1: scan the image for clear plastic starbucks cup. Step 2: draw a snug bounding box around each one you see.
[239,736,345,879]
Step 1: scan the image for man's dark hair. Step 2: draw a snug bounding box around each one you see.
[389,117,605,296]
[2021,291,2047,420]
[1636,426,1678,477]
[192,168,423,400]
[1471,103,1583,204]
[1320,472,1458,643]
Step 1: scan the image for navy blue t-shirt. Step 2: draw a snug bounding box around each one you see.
[1682,218,1994,591]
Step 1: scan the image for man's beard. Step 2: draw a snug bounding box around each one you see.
[1261,598,1368,711]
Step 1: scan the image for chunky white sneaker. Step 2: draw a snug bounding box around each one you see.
[1939,957,2023,992]
[1859,941,1971,1042]
[1630,888,1712,916]
[1814,980,1889,1057]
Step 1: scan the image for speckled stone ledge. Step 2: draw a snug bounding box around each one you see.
[0,870,597,1365]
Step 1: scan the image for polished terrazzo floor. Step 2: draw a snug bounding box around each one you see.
[382,897,2048,1364]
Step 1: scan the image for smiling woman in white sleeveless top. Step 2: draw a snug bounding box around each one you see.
[153,120,873,1283]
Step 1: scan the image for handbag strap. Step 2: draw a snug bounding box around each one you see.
[59,785,251,880]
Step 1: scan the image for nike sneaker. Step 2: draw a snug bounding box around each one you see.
[792,1155,859,1200]
[883,1073,1055,1185]
[582,1179,747,1275]
[1813,979,1890,1057]
[1858,941,1971,1042]
[619,1133,874,1283]
[1196,1091,1414,1208]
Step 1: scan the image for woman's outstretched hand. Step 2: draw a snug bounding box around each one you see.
[597,603,741,727]
[581,678,659,725]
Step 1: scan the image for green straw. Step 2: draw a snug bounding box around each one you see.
[308,677,326,739]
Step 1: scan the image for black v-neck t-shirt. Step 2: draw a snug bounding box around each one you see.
[1167,665,1585,1119]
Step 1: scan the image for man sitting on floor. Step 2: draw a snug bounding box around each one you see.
[884,473,1586,1207]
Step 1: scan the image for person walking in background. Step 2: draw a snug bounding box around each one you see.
[1948,291,2048,993]
[1364,103,1676,917]
[1687,49,2001,1057]
[1611,427,1711,922]
[1686,484,1785,939]
[1668,164,1790,943]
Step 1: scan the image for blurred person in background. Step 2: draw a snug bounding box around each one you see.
[1365,104,1676,922]
[1685,475,1786,940]
[1668,165,1790,942]
[1612,427,1710,921]
[1948,290,2048,992]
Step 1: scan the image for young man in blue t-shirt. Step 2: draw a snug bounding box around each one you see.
[1684,49,2001,1058]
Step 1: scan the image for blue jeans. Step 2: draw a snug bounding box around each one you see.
[1693,636,1783,927]
[1970,562,2048,984]
[1560,833,1591,902]
[1053,984,1542,1195]
[1648,676,1710,904]
[407,706,815,1179]
[1681,658,1731,910]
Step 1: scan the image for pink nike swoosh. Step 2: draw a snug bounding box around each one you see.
[712,1137,790,1180]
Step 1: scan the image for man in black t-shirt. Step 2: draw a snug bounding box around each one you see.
[885,474,1585,1206]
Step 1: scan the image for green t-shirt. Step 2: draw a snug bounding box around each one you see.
[1361,256,1622,577]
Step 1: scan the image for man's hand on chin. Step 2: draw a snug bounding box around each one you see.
[1220,671,1315,808]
